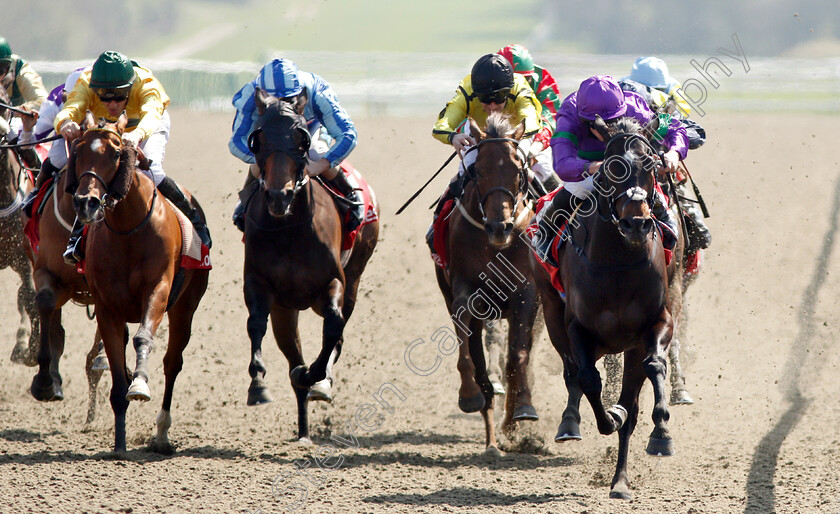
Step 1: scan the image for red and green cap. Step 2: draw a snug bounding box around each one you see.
[498,44,535,77]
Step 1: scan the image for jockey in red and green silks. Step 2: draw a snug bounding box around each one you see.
[498,44,562,187]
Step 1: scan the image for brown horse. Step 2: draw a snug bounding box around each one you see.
[434,113,540,452]
[0,88,40,366]
[25,129,110,424]
[243,89,379,443]
[534,116,682,499]
[69,111,209,452]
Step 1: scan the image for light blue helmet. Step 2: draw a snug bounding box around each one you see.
[257,58,302,97]
[624,56,678,92]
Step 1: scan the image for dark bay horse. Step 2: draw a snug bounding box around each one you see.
[70,111,209,452]
[534,115,683,499]
[0,88,39,365]
[243,88,379,443]
[435,113,540,452]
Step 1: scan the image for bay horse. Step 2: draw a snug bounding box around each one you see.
[243,88,379,443]
[534,115,683,499]
[69,111,209,452]
[0,87,39,366]
[435,113,540,452]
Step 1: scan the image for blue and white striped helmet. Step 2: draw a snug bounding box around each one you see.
[257,58,302,97]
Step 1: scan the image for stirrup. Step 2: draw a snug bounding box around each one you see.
[22,188,39,218]
[533,225,558,267]
[63,239,83,265]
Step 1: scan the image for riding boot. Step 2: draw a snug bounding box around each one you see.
[63,217,85,265]
[23,159,60,218]
[652,191,678,251]
[232,173,257,232]
[157,176,212,249]
[326,169,364,232]
[427,173,466,252]
[532,188,575,267]
[681,195,711,251]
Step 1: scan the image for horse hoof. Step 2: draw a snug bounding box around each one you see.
[608,405,628,429]
[307,379,333,403]
[609,485,632,500]
[484,446,502,459]
[247,384,273,406]
[490,379,505,396]
[554,421,582,442]
[670,389,694,405]
[297,437,313,446]
[91,351,110,371]
[126,378,151,402]
[646,436,675,456]
[512,404,539,422]
[290,365,311,389]
[458,392,485,413]
[30,376,62,402]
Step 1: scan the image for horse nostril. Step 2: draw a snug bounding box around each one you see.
[643,218,654,232]
[503,222,514,234]
[619,219,633,232]
[87,197,101,212]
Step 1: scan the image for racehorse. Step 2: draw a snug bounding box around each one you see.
[0,87,39,366]
[243,88,379,443]
[434,113,539,452]
[534,115,683,498]
[68,111,209,452]
[24,120,109,426]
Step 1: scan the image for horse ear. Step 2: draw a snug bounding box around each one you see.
[468,117,485,142]
[295,88,308,115]
[591,114,611,141]
[254,87,269,115]
[644,114,661,139]
[83,110,96,130]
[116,111,128,133]
[512,119,526,141]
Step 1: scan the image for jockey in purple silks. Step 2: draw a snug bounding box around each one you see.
[532,75,687,266]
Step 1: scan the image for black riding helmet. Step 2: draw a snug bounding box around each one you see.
[471,54,514,103]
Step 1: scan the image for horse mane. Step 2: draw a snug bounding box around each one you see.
[484,112,514,139]
[109,144,137,201]
[608,117,643,138]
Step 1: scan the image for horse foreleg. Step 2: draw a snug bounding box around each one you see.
[245,279,273,406]
[643,311,675,457]
[609,347,646,500]
[271,306,310,442]
[668,310,694,405]
[98,308,130,452]
[296,278,345,388]
[127,287,168,402]
[467,317,498,451]
[84,330,106,427]
[483,320,506,396]
[450,292,483,414]
[568,320,624,436]
[506,291,539,425]
[30,274,66,401]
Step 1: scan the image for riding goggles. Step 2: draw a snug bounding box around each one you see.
[0,62,10,77]
[477,90,510,105]
[94,87,131,103]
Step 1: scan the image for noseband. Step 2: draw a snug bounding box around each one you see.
[599,132,659,229]
[250,103,311,195]
[463,137,529,224]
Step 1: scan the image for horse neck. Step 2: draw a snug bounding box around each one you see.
[106,172,154,232]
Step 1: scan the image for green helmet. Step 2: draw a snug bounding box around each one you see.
[0,36,12,63]
[90,51,136,89]
[498,44,535,76]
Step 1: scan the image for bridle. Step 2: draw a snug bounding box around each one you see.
[249,102,311,197]
[597,132,659,231]
[462,137,530,226]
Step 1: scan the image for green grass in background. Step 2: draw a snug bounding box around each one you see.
[140,0,543,61]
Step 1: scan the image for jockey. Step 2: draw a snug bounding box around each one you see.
[20,67,89,216]
[55,50,212,264]
[620,56,711,250]
[428,53,543,248]
[532,75,688,266]
[497,43,562,189]
[0,35,47,116]
[229,58,362,232]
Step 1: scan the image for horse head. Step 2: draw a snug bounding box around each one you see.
[250,87,311,218]
[590,114,661,249]
[466,113,527,247]
[69,110,141,223]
